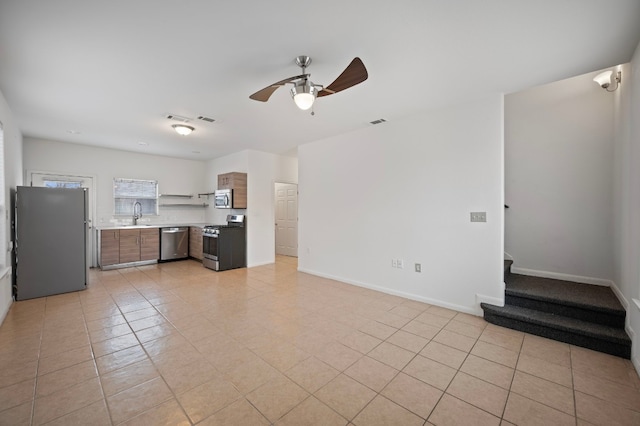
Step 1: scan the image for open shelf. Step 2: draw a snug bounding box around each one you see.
[159,203,208,208]
[159,194,193,198]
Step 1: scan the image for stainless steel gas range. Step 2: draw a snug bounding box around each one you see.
[202,214,246,271]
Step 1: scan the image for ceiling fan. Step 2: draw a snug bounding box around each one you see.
[249,56,368,111]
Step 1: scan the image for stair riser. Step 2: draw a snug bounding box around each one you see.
[505,294,626,329]
[504,260,513,282]
[484,311,631,359]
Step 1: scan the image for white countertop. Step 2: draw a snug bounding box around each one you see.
[95,223,208,230]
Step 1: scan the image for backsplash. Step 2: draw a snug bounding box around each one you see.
[100,207,206,227]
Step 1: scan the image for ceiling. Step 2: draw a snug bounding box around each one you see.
[0,1,639,161]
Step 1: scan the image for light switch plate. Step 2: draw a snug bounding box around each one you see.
[470,212,487,222]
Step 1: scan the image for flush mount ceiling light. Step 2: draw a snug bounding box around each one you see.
[172,124,195,136]
[593,70,622,92]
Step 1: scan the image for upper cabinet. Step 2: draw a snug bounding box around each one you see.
[218,172,247,208]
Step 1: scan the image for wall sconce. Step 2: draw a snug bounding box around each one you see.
[593,70,622,92]
[172,124,195,136]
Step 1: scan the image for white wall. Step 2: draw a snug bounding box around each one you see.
[0,89,23,323]
[24,138,207,226]
[206,150,298,267]
[247,150,297,267]
[298,95,504,314]
[613,41,640,370]
[505,73,614,282]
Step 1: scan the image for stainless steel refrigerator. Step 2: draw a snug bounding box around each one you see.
[15,186,88,300]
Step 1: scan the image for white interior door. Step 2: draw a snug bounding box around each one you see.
[29,172,97,267]
[275,182,298,257]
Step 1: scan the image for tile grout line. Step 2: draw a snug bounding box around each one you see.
[29,298,46,426]
[570,347,578,426]
[6,259,640,425]
[81,292,116,426]
[426,317,493,424]
[500,328,525,423]
[122,267,197,425]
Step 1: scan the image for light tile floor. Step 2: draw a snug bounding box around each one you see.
[1,256,640,425]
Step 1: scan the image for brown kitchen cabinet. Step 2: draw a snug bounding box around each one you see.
[189,226,203,260]
[100,227,160,267]
[217,172,247,208]
[119,229,141,263]
[100,230,120,266]
[140,228,160,261]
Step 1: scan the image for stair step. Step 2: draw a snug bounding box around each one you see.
[505,274,625,328]
[481,303,631,359]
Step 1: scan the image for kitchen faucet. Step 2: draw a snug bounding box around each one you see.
[133,201,142,225]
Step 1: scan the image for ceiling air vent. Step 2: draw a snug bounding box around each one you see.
[197,115,215,123]
[166,114,192,123]
[370,118,387,125]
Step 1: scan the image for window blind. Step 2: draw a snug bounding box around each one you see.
[113,178,158,215]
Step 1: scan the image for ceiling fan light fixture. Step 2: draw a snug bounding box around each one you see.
[172,124,195,136]
[290,81,318,110]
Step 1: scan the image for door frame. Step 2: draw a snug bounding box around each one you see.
[274,181,298,257]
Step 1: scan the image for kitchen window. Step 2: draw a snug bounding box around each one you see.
[113,178,158,216]
[42,179,83,188]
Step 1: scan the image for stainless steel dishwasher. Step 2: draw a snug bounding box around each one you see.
[160,227,189,261]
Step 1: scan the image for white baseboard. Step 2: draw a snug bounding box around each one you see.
[503,252,514,261]
[298,267,484,316]
[610,282,629,311]
[247,260,275,268]
[0,270,13,327]
[476,281,505,307]
[511,267,613,287]
[631,300,640,377]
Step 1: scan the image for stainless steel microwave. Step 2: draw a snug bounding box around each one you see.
[214,189,232,209]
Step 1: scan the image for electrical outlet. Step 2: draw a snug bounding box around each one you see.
[392,259,398,268]
[415,263,421,273]
[397,259,404,269]
[470,212,487,222]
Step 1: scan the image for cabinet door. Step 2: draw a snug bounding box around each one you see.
[230,173,247,208]
[119,229,140,263]
[140,228,160,261]
[217,172,247,208]
[217,173,231,189]
[100,230,120,266]
[189,227,203,260]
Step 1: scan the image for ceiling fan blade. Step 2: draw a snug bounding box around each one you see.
[249,74,306,102]
[317,57,368,98]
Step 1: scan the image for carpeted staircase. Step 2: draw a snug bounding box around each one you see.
[481,260,631,359]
